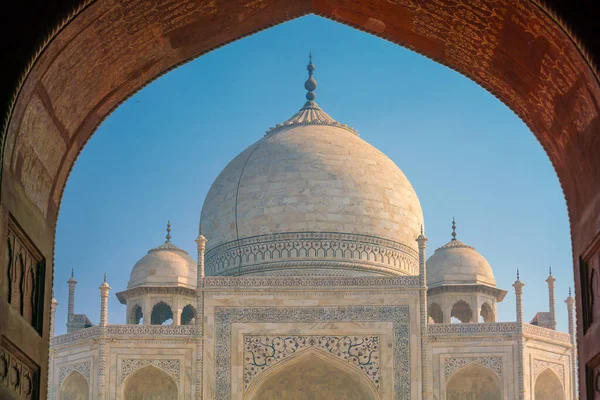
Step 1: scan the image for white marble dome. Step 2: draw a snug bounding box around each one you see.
[128,240,197,289]
[426,237,496,288]
[200,63,423,277]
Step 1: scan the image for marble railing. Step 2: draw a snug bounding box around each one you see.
[522,323,571,343]
[428,322,571,344]
[51,324,197,346]
[428,322,519,336]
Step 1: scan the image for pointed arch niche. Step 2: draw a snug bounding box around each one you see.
[122,364,178,400]
[245,348,379,400]
[534,368,564,400]
[445,363,501,400]
[59,371,89,400]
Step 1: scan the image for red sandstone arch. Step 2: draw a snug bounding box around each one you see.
[1,1,599,398]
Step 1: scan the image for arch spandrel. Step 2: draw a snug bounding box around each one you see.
[246,348,379,400]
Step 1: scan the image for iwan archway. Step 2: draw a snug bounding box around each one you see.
[0,1,599,399]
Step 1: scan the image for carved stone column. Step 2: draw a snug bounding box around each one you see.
[565,288,577,399]
[47,295,58,400]
[416,227,430,400]
[98,275,110,400]
[513,271,526,400]
[195,234,207,400]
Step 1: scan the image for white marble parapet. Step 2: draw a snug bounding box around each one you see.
[428,322,571,344]
[51,325,197,346]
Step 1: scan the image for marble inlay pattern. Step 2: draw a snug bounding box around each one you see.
[244,335,380,390]
[120,359,180,384]
[215,305,410,400]
[444,357,503,379]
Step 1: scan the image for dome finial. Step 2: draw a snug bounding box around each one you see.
[451,217,457,241]
[166,221,172,242]
[304,53,317,102]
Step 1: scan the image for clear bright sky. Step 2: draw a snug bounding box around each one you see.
[53,15,573,335]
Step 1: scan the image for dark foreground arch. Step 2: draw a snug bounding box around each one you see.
[0,0,600,398]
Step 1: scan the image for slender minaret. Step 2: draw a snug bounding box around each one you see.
[513,269,526,400]
[195,229,207,400]
[97,273,110,400]
[513,269,525,324]
[99,273,110,327]
[48,292,59,400]
[546,267,557,330]
[416,225,430,400]
[565,288,577,399]
[66,269,77,333]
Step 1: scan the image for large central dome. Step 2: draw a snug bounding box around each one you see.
[200,59,423,276]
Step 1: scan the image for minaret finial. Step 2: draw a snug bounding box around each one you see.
[421,224,424,235]
[569,286,572,297]
[517,269,520,280]
[451,217,457,241]
[103,272,107,283]
[166,221,171,242]
[71,268,74,278]
[305,53,317,102]
[549,266,552,276]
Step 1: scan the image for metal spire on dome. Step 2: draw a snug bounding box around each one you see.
[104,272,107,283]
[517,269,520,281]
[451,217,457,241]
[166,221,171,242]
[549,266,552,276]
[265,54,357,136]
[305,52,317,102]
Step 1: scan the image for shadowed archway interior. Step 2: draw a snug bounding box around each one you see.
[1,0,599,398]
[534,368,565,400]
[446,363,501,400]
[122,365,178,400]
[60,371,89,400]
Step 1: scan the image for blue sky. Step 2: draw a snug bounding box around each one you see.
[53,15,573,335]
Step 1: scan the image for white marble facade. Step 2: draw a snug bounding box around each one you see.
[49,60,576,400]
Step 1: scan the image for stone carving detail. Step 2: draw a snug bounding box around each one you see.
[532,359,565,384]
[51,325,197,346]
[522,324,571,343]
[4,215,45,335]
[205,232,419,276]
[58,361,91,387]
[120,359,180,383]
[429,322,519,335]
[215,306,409,400]
[0,339,39,399]
[445,357,503,379]
[244,335,380,390]
[204,275,419,288]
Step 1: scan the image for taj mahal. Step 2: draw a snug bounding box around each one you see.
[48,58,577,400]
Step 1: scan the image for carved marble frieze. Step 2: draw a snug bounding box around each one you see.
[532,358,565,384]
[0,338,39,399]
[444,356,503,379]
[4,215,45,335]
[120,359,180,384]
[244,335,380,390]
[215,305,410,400]
[58,361,91,388]
[205,231,419,276]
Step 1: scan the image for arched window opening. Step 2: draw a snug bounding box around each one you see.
[480,302,495,323]
[129,304,143,325]
[181,305,196,325]
[534,368,564,400]
[446,363,501,400]
[428,303,444,324]
[150,302,173,325]
[248,350,377,400]
[451,300,473,323]
[123,365,178,400]
[60,371,89,400]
